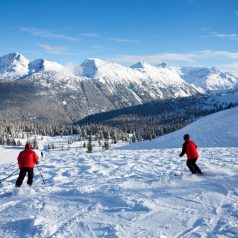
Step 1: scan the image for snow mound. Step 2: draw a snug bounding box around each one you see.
[120,106,238,150]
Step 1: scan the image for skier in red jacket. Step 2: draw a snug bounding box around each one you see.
[15,143,39,187]
[179,134,202,174]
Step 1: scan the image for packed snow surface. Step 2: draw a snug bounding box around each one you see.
[0,108,238,237]
[1,145,238,238]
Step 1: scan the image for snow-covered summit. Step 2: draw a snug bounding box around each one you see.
[156,62,167,68]
[77,58,103,78]
[0,52,29,73]
[77,58,144,85]
[29,59,65,73]
[0,53,69,82]
[181,66,238,93]
[78,57,134,77]
[131,62,168,70]
[130,61,154,70]
[0,52,29,81]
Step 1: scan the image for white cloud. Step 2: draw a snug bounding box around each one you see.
[209,31,238,40]
[108,52,199,65]
[218,62,238,75]
[81,32,100,38]
[109,38,142,43]
[38,44,79,55]
[20,27,79,41]
[107,50,238,71]
[198,50,238,59]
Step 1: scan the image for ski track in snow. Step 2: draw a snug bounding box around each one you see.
[1,145,238,238]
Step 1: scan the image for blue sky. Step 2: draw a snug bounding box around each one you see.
[0,0,238,73]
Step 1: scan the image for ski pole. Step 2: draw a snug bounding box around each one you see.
[0,168,19,183]
[180,158,184,175]
[36,166,47,188]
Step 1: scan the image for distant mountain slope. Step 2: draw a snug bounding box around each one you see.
[77,93,238,125]
[120,106,238,150]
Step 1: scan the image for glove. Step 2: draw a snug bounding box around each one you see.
[179,153,183,157]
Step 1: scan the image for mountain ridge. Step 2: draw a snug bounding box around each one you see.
[0,52,238,124]
[1,52,237,94]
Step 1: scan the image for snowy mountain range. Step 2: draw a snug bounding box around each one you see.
[1,52,237,94]
[0,52,238,123]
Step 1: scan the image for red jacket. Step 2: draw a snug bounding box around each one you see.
[180,140,199,160]
[17,148,39,168]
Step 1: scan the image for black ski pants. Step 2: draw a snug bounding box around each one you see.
[15,168,34,187]
[186,158,202,174]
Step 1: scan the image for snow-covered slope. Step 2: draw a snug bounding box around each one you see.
[1,134,238,237]
[120,106,238,150]
[181,66,238,93]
